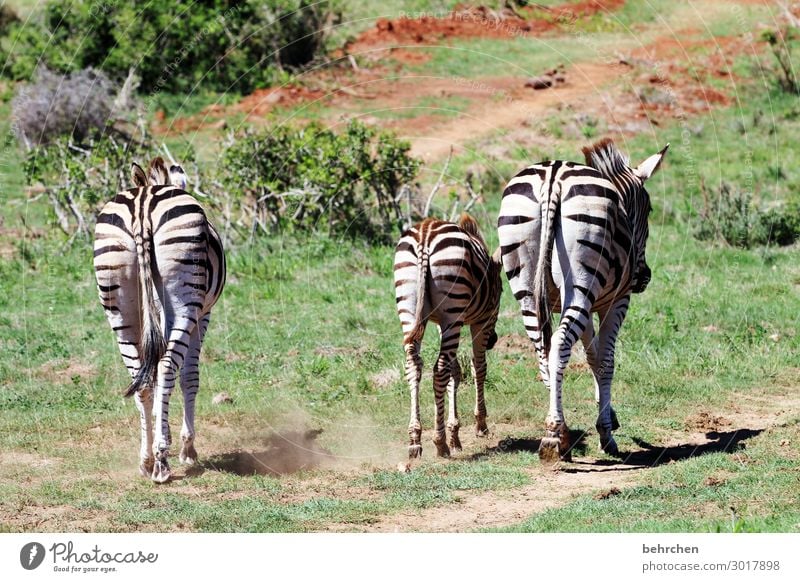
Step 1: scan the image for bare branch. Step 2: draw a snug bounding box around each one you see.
[48,192,71,235]
[423,146,453,217]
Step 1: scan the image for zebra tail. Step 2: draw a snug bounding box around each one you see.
[408,240,429,344]
[124,222,166,398]
[533,183,560,355]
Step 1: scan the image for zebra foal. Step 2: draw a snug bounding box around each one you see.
[394,215,502,459]
[93,157,225,482]
[497,139,667,462]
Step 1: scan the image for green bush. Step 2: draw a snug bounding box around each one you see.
[761,27,800,94]
[694,183,800,248]
[22,120,419,243]
[217,120,420,241]
[753,203,800,246]
[23,132,192,237]
[1,1,337,94]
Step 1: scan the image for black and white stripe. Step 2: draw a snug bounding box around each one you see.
[93,157,226,482]
[497,139,667,462]
[394,215,502,459]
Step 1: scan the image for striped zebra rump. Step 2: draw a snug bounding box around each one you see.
[497,139,668,463]
[93,157,225,482]
[394,214,502,459]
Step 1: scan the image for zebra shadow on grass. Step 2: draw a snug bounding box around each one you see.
[199,429,332,477]
[466,427,764,472]
[601,428,763,468]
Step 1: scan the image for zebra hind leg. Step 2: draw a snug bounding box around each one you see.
[593,298,630,457]
[135,387,155,477]
[581,317,621,448]
[432,324,461,457]
[470,324,491,437]
[404,340,424,459]
[539,305,589,464]
[179,314,210,466]
[446,356,462,453]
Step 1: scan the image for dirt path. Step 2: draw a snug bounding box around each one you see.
[324,394,800,532]
[345,463,641,533]
[164,0,757,167]
[406,61,629,161]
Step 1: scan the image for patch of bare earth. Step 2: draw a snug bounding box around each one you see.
[324,393,800,532]
[342,1,627,55]
[36,358,98,383]
[159,3,758,164]
[1,505,114,533]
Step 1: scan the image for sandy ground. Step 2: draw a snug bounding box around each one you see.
[322,393,800,532]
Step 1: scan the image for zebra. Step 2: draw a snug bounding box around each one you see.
[497,138,668,463]
[93,157,226,482]
[394,214,502,459]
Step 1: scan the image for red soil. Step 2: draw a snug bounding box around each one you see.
[344,1,626,55]
[155,1,627,133]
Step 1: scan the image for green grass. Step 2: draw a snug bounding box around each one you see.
[1,0,799,532]
[2,151,799,531]
[494,419,800,533]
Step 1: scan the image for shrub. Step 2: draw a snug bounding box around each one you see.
[694,183,800,248]
[216,120,419,241]
[0,1,338,94]
[22,120,419,243]
[11,67,117,148]
[752,202,800,246]
[761,26,800,94]
[23,131,182,237]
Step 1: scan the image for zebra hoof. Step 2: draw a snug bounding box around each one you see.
[448,435,462,453]
[475,416,489,437]
[600,437,620,457]
[408,444,423,459]
[151,459,171,484]
[538,437,562,464]
[434,442,451,458]
[540,420,572,463]
[611,408,621,431]
[139,458,154,478]
[179,443,198,465]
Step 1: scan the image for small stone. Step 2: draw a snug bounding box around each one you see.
[264,90,283,104]
[397,462,411,473]
[212,392,233,405]
[525,77,553,90]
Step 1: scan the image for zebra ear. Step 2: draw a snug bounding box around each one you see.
[169,165,188,190]
[634,143,669,181]
[131,163,147,188]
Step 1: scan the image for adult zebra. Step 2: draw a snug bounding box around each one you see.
[497,139,667,462]
[93,157,225,482]
[394,215,502,459]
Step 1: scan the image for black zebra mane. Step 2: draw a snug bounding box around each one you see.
[581,138,632,181]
